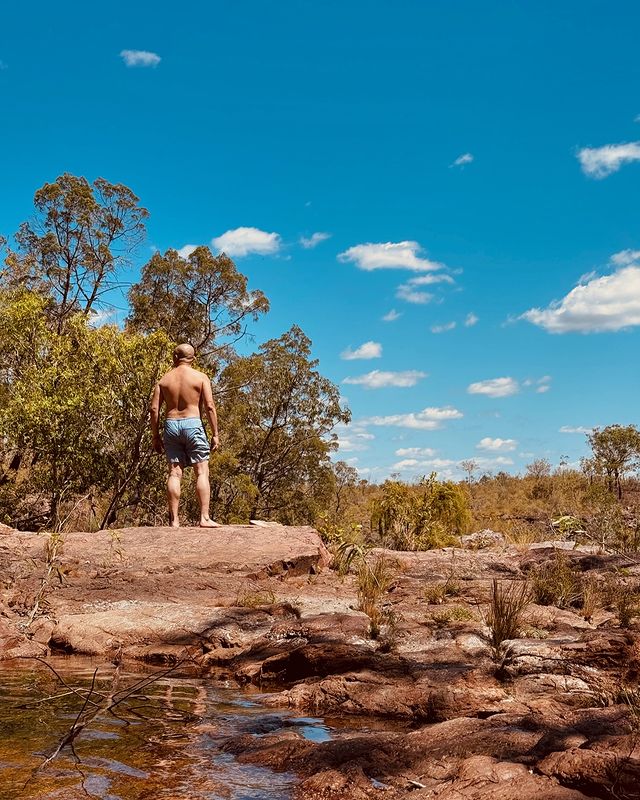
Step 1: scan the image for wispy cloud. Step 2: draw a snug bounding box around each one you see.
[338,241,445,272]
[521,264,640,333]
[396,284,433,304]
[212,227,281,257]
[467,377,519,398]
[343,370,426,389]
[341,341,382,360]
[334,423,375,452]
[120,49,161,68]
[177,244,198,259]
[476,437,518,452]
[536,376,552,393]
[300,232,331,249]
[395,447,437,457]
[577,141,640,178]
[610,249,640,266]
[89,308,119,328]
[393,457,456,471]
[382,309,402,322]
[474,456,514,468]
[559,425,592,434]
[431,321,456,334]
[364,406,463,430]
[395,273,454,305]
[464,312,479,327]
[451,152,474,167]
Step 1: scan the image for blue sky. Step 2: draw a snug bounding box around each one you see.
[2,1,639,480]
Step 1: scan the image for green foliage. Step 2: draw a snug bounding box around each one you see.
[0,289,172,529]
[588,424,640,499]
[216,325,350,523]
[371,474,469,550]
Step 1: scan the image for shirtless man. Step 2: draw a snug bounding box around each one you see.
[150,343,220,528]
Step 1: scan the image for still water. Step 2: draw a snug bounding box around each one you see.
[0,657,332,800]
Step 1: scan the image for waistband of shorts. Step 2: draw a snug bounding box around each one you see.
[164,417,203,429]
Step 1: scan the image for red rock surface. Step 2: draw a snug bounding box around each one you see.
[2,527,640,798]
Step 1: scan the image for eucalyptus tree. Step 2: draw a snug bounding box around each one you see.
[2,174,148,333]
[127,246,269,366]
[217,325,350,522]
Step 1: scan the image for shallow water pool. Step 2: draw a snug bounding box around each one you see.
[0,657,332,799]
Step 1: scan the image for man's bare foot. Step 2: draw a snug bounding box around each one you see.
[199,517,221,528]
[170,521,180,529]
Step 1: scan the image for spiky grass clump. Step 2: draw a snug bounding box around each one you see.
[486,579,530,649]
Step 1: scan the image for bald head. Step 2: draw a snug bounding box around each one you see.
[173,343,195,364]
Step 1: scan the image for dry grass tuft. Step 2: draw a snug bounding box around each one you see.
[486,579,530,649]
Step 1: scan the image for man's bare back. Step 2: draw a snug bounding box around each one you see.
[159,364,214,421]
[149,343,219,528]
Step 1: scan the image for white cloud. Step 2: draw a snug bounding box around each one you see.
[535,376,552,394]
[396,284,434,305]
[343,370,426,389]
[382,309,402,322]
[393,458,456,471]
[212,227,282,258]
[559,425,592,434]
[474,456,514,468]
[395,447,437,457]
[333,424,375,453]
[177,244,198,259]
[300,232,331,249]
[341,341,382,360]
[476,437,518,452]
[407,274,455,286]
[338,241,444,272]
[577,142,640,178]
[521,265,640,333]
[396,273,454,305]
[467,377,519,398]
[610,249,640,266]
[464,312,479,327]
[451,152,474,167]
[89,308,118,328]
[120,49,161,68]
[431,321,456,334]
[364,406,463,430]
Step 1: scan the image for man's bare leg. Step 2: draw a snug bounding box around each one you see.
[193,460,220,528]
[167,463,183,528]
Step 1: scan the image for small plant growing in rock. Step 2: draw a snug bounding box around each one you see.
[529,552,583,609]
[431,605,474,627]
[616,593,639,628]
[424,577,461,604]
[357,554,398,639]
[579,576,601,622]
[235,589,277,608]
[485,579,530,649]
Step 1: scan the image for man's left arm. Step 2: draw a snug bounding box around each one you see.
[201,377,219,451]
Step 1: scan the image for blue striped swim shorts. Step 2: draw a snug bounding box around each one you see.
[163,418,210,467]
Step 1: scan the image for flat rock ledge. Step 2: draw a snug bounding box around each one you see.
[0,524,330,659]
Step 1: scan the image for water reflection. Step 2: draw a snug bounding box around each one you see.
[0,657,330,799]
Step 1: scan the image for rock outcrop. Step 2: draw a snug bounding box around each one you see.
[1,526,639,798]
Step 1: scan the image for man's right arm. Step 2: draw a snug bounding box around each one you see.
[150,382,164,453]
[201,377,219,450]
